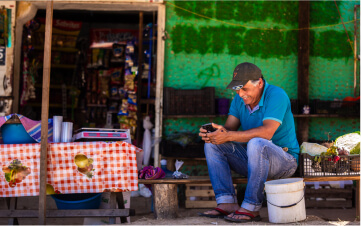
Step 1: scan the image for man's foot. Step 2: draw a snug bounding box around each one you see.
[198,203,239,218]
[224,207,261,222]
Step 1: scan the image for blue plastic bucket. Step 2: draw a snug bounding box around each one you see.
[1,123,36,144]
[51,193,102,210]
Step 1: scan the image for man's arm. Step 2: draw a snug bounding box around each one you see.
[224,115,241,131]
[226,119,280,142]
[199,115,240,143]
[210,119,280,144]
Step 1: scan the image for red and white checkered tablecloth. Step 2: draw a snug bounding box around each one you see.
[0,141,141,197]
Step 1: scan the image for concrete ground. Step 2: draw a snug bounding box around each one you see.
[0,196,359,225]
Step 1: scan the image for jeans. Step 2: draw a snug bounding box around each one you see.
[204,137,298,211]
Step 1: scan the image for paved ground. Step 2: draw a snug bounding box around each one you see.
[0,196,359,225]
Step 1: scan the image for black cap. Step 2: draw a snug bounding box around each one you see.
[226,62,262,89]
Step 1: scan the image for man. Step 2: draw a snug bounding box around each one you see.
[198,62,299,223]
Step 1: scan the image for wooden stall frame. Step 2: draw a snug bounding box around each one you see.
[8,0,166,224]
[38,1,53,224]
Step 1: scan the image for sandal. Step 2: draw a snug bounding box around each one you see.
[198,207,231,219]
[224,211,262,223]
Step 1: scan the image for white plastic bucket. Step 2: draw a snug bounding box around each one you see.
[264,178,306,223]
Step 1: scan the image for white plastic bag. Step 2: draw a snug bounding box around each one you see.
[142,116,153,166]
[172,160,188,179]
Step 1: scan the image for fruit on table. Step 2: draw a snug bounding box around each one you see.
[2,166,11,173]
[3,159,32,187]
[46,184,55,194]
[46,184,61,194]
[74,154,93,168]
[74,153,95,179]
[9,181,16,187]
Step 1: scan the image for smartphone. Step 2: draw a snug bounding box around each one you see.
[201,123,217,133]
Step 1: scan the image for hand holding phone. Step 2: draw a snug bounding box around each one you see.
[201,123,217,133]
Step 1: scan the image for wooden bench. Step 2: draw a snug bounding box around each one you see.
[1,192,135,225]
[139,176,360,219]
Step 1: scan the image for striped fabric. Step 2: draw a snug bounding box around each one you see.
[0,114,53,143]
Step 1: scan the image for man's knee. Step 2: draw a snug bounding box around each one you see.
[204,142,226,158]
[204,142,215,155]
[247,137,266,150]
[247,138,269,157]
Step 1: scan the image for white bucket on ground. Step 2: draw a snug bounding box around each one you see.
[264,178,306,224]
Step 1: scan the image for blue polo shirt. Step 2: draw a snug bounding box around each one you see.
[229,80,300,162]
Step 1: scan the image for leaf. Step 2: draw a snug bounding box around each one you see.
[5,173,10,182]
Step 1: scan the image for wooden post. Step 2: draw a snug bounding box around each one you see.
[136,12,144,147]
[297,1,310,143]
[115,192,127,223]
[154,3,166,167]
[108,193,117,224]
[356,180,360,219]
[39,0,53,224]
[7,197,18,225]
[152,184,178,219]
[354,5,359,98]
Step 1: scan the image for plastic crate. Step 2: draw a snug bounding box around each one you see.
[300,153,360,177]
[160,140,205,158]
[185,184,237,208]
[313,99,360,116]
[305,183,354,209]
[163,87,215,115]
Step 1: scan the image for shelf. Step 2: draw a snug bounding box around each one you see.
[140,99,155,104]
[27,103,73,108]
[35,84,76,90]
[39,64,76,69]
[33,46,78,53]
[163,115,226,118]
[87,104,107,108]
[163,114,359,119]
[294,114,359,118]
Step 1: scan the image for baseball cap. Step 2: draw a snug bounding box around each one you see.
[226,62,262,89]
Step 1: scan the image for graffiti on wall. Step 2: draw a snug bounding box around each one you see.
[197,63,220,88]
[172,1,341,26]
[169,1,354,59]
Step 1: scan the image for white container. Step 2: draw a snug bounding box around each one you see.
[264,178,306,224]
[53,116,63,142]
[61,122,73,142]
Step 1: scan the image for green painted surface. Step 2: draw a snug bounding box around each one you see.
[163,1,360,141]
[309,118,360,142]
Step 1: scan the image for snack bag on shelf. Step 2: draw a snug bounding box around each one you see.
[117,99,128,116]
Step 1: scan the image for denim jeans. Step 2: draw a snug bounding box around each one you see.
[204,137,297,211]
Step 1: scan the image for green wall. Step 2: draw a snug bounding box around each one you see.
[163,1,360,141]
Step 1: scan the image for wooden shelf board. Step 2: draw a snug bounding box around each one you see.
[163,114,359,118]
[39,64,76,69]
[140,99,155,104]
[33,46,78,53]
[87,104,107,107]
[27,103,72,108]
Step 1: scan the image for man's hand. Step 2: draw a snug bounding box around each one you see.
[206,123,229,145]
[199,126,212,143]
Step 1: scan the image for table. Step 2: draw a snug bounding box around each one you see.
[0,141,141,223]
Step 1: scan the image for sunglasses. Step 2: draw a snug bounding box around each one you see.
[232,85,243,90]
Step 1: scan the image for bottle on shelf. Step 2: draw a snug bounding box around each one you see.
[160,159,173,178]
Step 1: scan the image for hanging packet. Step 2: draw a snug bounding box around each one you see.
[172,160,189,179]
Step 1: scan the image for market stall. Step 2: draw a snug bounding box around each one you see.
[0,0,166,224]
